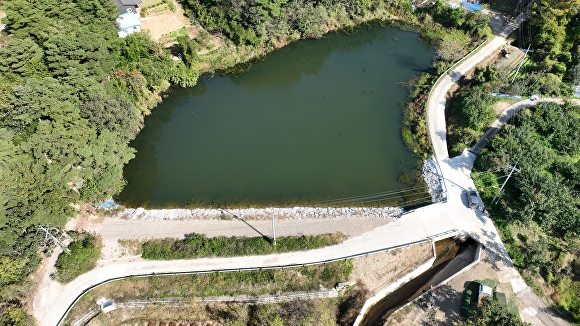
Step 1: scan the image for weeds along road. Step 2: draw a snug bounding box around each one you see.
[470,98,580,154]
[34,14,568,326]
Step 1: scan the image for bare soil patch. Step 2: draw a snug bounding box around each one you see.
[140,0,190,41]
[493,100,513,115]
[389,248,516,325]
[350,242,433,294]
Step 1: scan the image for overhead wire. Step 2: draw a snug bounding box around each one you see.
[300,185,430,206]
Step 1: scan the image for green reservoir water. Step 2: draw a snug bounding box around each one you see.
[118,25,434,208]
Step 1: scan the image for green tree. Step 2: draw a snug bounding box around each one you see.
[453,85,496,131]
[81,93,142,141]
[463,297,529,326]
[0,38,48,78]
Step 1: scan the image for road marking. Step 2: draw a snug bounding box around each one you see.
[524,307,538,316]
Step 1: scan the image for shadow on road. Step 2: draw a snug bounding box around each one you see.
[220,209,273,243]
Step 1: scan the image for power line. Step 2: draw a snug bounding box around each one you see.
[38,226,70,254]
[301,185,429,206]
[493,163,521,204]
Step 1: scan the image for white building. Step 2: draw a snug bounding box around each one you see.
[113,0,142,38]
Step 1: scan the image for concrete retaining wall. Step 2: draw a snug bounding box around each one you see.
[386,237,482,322]
[352,242,436,326]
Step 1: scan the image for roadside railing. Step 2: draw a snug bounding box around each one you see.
[57,237,437,326]
[424,38,490,203]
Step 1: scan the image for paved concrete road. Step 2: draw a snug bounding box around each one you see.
[33,13,569,326]
[470,98,580,154]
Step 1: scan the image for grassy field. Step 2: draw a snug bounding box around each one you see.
[63,260,356,325]
[141,0,163,8]
[168,27,188,40]
[141,233,347,260]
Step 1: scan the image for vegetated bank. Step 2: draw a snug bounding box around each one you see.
[53,232,101,284]
[472,101,580,322]
[0,0,490,324]
[141,233,347,260]
[63,259,361,325]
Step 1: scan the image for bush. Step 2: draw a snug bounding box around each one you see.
[54,233,101,283]
[142,233,347,260]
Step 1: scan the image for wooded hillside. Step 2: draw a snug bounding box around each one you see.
[0,0,490,323]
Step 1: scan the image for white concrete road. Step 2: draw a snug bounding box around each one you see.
[33,15,569,326]
[471,98,580,154]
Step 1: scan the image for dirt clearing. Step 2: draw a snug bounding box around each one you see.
[350,242,433,294]
[140,0,190,41]
[389,247,517,325]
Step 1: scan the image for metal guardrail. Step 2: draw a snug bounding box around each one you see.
[57,236,442,326]
[424,38,490,204]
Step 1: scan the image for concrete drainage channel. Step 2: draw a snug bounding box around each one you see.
[354,236,482,326]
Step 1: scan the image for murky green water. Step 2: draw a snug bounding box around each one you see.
[118,25,434,208]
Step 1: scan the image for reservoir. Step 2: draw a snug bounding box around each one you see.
[118,25,434,208]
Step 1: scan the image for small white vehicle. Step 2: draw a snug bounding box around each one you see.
[478,284,493,305]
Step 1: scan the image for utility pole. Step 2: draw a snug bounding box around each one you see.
[513,0,523,14]
[511,44,532,83]
[38,226,70,254]
[271,214,276,246]
[493,163,521,204]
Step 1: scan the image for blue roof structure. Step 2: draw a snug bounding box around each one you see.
[117,12,140,30]
[462,0,482,11]
[95,198,119,209]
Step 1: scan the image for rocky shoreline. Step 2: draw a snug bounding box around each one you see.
[117,206,404,221]
[422,157,445,203]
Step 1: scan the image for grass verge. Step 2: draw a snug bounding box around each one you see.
[55,232,101,283]
[141,232,347,260]
[63,260,354,324]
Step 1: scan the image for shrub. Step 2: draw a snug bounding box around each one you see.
[54,233,101,283]
[142,233,347,260]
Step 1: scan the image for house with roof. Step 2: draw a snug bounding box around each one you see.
[113,0,142,38]
[114,0,142,14]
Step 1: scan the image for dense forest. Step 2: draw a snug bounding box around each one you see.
[474,101,580,321]
[455,1,580,322]
[0,0,199,323]
[446,0,580,156]
[0,0,490,324]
